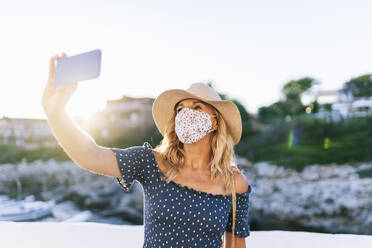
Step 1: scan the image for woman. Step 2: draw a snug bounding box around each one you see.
[42,53,252,248]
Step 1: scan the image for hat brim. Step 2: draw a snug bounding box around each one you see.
[152,89,242,144]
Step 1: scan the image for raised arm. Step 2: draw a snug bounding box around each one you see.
[41,53,121,178]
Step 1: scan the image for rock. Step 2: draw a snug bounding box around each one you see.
[0,158,144,224]
[239,158,372,235]
[52,201,81,220]
[2,157,372,234]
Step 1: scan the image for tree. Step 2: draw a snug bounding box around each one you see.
[207,81,254,140]
[341,74,372,98]
[281,77,319,115]
[258,77,320,122]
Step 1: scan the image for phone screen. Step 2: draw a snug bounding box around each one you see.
[54,49,102,86]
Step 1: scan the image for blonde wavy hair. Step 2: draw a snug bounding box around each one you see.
[152,99,242,247]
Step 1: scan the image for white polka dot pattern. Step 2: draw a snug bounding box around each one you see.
[224,185,252,238]
[110,142,153,192]
[110,141,252,247]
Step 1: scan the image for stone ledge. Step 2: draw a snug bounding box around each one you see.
[1,221,372,248]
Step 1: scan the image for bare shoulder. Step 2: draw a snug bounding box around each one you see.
[151,149,161,160]
[151,149,165,169]
[233,171,249,194]
[151,149,158,155]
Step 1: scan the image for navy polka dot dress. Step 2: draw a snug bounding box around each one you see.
[110,141,252,247]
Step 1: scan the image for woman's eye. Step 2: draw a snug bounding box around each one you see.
[177,105,200,113]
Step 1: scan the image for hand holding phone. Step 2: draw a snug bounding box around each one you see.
[42,53,78,116]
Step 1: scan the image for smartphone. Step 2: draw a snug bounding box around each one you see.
[54,49,102,86]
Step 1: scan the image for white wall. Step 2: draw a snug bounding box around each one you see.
[1,221,372,248]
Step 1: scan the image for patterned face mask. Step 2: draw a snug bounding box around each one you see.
[175,107,216,144]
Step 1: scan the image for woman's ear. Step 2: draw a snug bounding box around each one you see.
[212,118,218,131]
[212,124,218,132]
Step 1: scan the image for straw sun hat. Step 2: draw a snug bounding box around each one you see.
[152,82,242,145]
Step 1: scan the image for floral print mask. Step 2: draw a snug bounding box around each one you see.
[175,107,216,144]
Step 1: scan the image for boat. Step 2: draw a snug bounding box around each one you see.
[62,210,92,222]
[0,195,56,221]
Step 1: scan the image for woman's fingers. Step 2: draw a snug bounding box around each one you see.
[48,55,58,82]
[48,52,67,84]
[42,52,75,111]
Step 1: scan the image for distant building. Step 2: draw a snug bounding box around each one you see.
[0,117,57,148]
[310,89,372,121]
[350,98,372,117]
[0,96,156,147]
[105,96,154,126]
[74,95,156,139]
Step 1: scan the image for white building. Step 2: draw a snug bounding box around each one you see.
[309,89,372,121]
[0,117,57,148]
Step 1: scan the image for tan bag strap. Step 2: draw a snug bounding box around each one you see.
[222,172,236,248]
[231,172,236,248]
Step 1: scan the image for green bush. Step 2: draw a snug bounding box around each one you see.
[236,115,372,171]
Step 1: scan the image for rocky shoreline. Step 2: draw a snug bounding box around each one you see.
[238,158,372,235]
[1,157,371,234]
[0,158,144,224]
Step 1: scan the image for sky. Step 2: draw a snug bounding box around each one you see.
[0,0,371,119]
